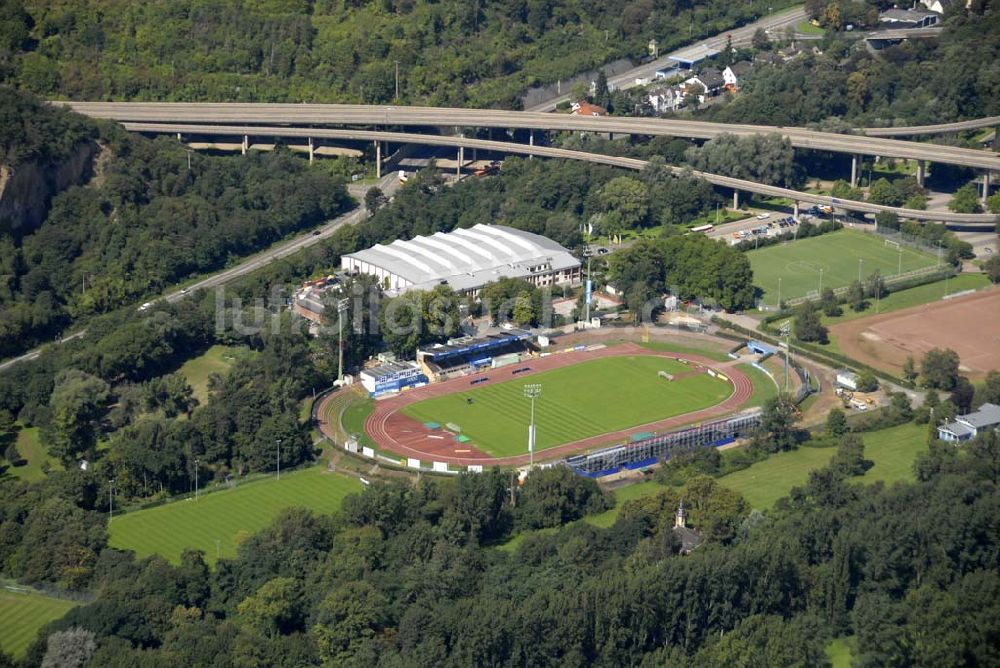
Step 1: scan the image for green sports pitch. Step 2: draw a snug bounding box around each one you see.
[748,229,939,304]
[108,466,362,565]
[0,588,78,658]
[401,355,733,458]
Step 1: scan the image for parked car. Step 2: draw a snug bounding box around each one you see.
[756,213,771,220]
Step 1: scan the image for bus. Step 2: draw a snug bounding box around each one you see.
[690,224,714,234]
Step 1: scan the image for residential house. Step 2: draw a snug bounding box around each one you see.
[920,0,956,14]
[878,8,940,28]
[690,67,725,96]
[722,61,752,91]
[571,100,607,116]
[681,67,725,105]
[938,403,1000,442]
[648,85,685,113]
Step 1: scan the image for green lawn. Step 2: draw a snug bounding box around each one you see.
[6,426,60,483]
[0,588,78,658]
[178,345,250,405]
[401,355,733,458]
[795,19,825,34]
[739,363,779,407]
[718,422,926,509]
[718,446,839,509]
[857,422,924,485]
[748,229,939,305]
[108,466,363,565]
[826,636,855,668]
[341,395,377,450]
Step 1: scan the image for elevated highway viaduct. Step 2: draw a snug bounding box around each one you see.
[60,102,1000,197]
[119,122,997,228]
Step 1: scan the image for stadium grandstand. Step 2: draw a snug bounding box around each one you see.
[565,410,762,477]
[359,361,428,398]
[418,329,535,380]
[341,224,581,295]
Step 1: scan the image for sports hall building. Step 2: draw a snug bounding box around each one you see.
[340,224,581,295]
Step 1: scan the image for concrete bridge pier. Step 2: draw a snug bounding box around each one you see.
[983,171,992,204]
[793,201,800,219]
[374,140,381,179]
[529,130,534,159]
[916,160,926,187]
[457,135,464,177]
[242,135,248,155]
[733,189,739,209]
[176,132,182,142]
[851,154,859,187]
[308,137,314,164]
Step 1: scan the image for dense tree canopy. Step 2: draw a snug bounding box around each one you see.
[704,6,1000,126]
[0,87,353,358]
[607,235,755,312]
[1,0,776,109]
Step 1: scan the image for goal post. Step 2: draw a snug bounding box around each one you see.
[884,239,900,250]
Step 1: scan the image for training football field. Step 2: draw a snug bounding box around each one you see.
[108,466,363,565]
[0,589,78,658]
[401,355,733,457]
[748,229,938,304]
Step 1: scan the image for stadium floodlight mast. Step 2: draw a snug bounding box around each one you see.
[582,247,593,325]
[779,322,791,393]
[523,384,542,469]
[337,298,350,383]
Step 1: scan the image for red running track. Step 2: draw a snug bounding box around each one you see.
[325,342,753,468]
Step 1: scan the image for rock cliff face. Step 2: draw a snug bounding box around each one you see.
[0,141,96,235]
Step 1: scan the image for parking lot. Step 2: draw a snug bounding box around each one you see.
[707,210,810,245]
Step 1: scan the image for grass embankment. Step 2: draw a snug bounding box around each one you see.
[637,340,731,362]
[822,273,989,327]
[718,422,924,509]
[402,356,732,458]
[574,422,927,532]
[0,588,79,658]
[108,466,363,565]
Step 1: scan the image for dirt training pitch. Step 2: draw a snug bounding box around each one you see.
[831,288,1000,377]
[349,343,753,467]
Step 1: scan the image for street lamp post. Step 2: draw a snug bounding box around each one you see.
[779,323,790,393]
[524,384,542,470]
[337,298,350,383]
[777,277,782,309]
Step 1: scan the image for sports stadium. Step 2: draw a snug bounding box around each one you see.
[320,335,770,476]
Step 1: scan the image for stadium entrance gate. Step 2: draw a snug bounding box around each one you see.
[565,409,762,477]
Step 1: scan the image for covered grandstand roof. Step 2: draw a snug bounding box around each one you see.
[343,224,579,293]
[418,330,533,362]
